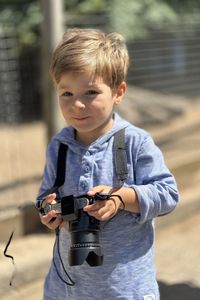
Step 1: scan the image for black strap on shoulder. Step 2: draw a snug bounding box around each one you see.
[53,143,68,188]
[113,128,128,184]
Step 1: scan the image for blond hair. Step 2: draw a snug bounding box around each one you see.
[50,28,129,90]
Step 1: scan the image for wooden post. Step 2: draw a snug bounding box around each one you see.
[40,0,64,141]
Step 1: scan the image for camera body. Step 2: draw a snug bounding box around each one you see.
[42,193,110,267]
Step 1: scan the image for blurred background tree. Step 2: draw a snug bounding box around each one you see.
[109,0,200,40]
[0,0,41,51]
[1,0,200,51]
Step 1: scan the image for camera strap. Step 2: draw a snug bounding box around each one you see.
[54,128,128,189]
[53,143,68,188]
[36,143,69,212]
[113,128,128,185]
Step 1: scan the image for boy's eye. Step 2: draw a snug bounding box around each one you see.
[86,90,98,96]
[62,91,73,97]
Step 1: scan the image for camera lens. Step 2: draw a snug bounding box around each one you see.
[68,210,103,266]
[68,231,103,266]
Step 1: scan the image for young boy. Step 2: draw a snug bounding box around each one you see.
[36,28,179,300]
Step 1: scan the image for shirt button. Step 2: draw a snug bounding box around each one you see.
[81,181,88,189]
[84,165,90,172]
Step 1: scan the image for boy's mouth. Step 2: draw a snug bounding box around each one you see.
[73,116,89,121]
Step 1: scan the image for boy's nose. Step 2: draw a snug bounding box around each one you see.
[73,99,86,109]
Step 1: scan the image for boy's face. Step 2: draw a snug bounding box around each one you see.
[57,72,126,145]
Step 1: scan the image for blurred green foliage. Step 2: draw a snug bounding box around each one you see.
[64,0,108,13]
[165,0,200,12]
[0,0,200,50]
[0,1,41,51]
[109,0,200,40]
[109,0,177,40]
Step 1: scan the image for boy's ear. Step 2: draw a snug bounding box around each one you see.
[114,81,127,105]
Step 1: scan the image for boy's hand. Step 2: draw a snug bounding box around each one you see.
[84,185,122,221]
[40,193,67,230]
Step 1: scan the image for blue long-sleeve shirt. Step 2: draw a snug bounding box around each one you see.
[37,113,179,300]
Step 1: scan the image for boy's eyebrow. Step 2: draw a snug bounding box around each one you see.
[58,82,101,90]
[57,83,70,90]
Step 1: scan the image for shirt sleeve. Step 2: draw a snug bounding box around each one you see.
[131,134,179,223]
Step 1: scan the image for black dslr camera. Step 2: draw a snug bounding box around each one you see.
[38,192,112,267]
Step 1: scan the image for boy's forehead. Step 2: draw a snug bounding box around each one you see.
[58,72,105,87]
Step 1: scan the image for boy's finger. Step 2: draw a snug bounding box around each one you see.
[41,193,57,208]
[41,210,57,224]
[47,217,62,230]
[46,193,57,203]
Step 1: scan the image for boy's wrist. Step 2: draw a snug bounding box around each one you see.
[110,186,140,213]
[110,192,125,211]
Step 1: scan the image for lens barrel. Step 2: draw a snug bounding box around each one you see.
[68,210,103,266]
[69,231,103,266]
